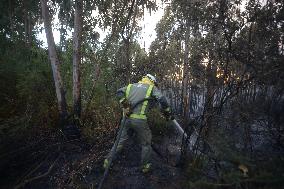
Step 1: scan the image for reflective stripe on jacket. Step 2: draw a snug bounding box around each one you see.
[117,83,170,119]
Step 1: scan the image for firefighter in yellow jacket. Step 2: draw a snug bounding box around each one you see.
[104,74,173,173]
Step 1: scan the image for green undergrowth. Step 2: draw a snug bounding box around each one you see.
[147,108,173,142]
[79,79,121,143]
[0,42,59,150]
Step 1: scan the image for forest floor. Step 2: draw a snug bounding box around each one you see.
[0,125,186,189]
[97,138,185,189]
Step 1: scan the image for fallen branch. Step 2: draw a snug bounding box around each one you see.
[14,154,61,189]
[15,152,49,186]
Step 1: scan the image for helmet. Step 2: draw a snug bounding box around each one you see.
[146,74,157,84]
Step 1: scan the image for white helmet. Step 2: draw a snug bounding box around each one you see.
[146,74,157,84]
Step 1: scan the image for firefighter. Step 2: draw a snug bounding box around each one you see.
[104,74,173,173]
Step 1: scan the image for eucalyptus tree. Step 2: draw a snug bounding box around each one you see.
[73,0,83,118]
[117,0,157,83]
[93,0,158,85]
[39,0,105,121]
[40,0,68,122]
[172,0,192,119]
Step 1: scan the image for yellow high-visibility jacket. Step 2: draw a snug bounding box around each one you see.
[117,79,170,120]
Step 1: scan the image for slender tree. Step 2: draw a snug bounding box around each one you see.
[73,0,83,118]
[40,0,68,121]
[181,19,190,119]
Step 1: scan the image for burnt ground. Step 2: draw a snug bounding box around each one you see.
[98,137,185,189]
[0,127,186,189]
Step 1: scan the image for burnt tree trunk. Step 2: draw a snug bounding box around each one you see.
[73,0,83,118]
[40,0,68,122]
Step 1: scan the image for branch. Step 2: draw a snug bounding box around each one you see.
[14,154,61,189]
[121,0,136,41]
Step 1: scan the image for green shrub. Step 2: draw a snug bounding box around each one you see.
[148,108,172,141]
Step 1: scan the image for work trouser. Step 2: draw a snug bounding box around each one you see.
[107,118,152,166]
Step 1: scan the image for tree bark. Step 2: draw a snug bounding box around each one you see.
[23,0,28,43]
[9,0,14,39]
[203,54,217,149]
[40,0,68,121]
[181,19,191,120]
[73,0,83,118]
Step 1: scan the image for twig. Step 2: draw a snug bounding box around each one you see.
[14,154,61,189]
[15,152,49,186]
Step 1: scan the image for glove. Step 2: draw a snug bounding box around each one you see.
[120,98,132,116]
[120,98,131,109]
[103,159,110,169]
[163,108,174,121]
[123,107,131,117]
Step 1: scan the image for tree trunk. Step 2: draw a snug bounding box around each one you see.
[9,0,14,39]
[23,0,32,46]
[23,0,28,43]
[202,56,217,150]
[122,39,131,83]
[73,0,83,118]
[40,0,68,121]
[181,19,191,120]
[121,0,138,83]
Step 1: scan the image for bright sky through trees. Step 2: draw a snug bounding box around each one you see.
[36,1,167,52]
[138,1,167,51]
